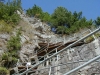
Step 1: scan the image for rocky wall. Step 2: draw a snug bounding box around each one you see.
[36,37,100,75]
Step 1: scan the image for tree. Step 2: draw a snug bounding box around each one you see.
[26,8,32,17]
[95,17,100,27]
[73,11,82,21]
[17,0,21,8]
[56,26,67,34]
[51,7,69,27]
[51,7,74,34]
[40,12,51,22]
[26,4,43,18]
[26,5,93,35]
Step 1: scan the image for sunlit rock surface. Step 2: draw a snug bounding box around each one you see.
[0,11,100,75]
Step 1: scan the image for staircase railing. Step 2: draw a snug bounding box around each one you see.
[63,54,100,75]
[15,59,100,75]
[15,27,100,75]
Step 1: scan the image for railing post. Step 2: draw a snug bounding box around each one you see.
[49,67,51,75]
[56,48,58,62]
[56,48,60,75]
[46,55,49,67]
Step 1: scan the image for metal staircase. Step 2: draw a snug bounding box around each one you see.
[13,27,100,75]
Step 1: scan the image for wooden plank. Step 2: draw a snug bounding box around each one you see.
[37,40,84,56]
[18,66,37,69]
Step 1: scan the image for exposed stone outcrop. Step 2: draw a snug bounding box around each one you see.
[1,11,100,75]
[17,12,67,63]
[0,34,10,55]
[17,12,100,75]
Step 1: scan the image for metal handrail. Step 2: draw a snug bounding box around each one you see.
[31,37,76,66]
[17,27,100,75]
[16,59,100,74]
[20,27,100,75]
[13,45,48,75]
[63,54,100,75]
[32,42,64,64]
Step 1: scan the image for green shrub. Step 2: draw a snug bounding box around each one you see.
[7,29,21,51]
[2,53,9,60]
[95,33,100,38]
[0,67,9,75]
[0,1,21,25]
[1,29,21,68]
[1,53,18,68]
[84,36,94,43]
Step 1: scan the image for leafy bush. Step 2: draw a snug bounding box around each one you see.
[10,13,20,25]
[26,4,43,18]
[2,53,9,60]
[7,29,21,51]
[1,52,18,68]
[0,0,21,25]
[0,67,9,75]
[84,36,94,43]
[1,29,21,68]
[95,33,100,38]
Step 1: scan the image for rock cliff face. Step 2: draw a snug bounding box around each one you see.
[59,38,100,75]
[0,34,10,59]
[0,11,100,75]
[18,12,65,63]
[35,38,100,75]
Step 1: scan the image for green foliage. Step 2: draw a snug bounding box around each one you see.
[2,52,18,64]
[51,6,93,34]
[0,0,21,24]
[51,7,69,27]
[73,11,82,21]
[84,36,94,43]
[26,4,51,22]
[40,12,51,22]
[26,4,43,18]
[2,53,9,60]
[26,5,94,35]
[7,28,21,51]
[1,29,21,68]
[0,67,9,75]
[56,26,67,34]
[95,33,100,38]
[26,8,32,17]
[95,17,100,26]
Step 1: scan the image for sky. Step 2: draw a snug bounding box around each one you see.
[6,0,100,20]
